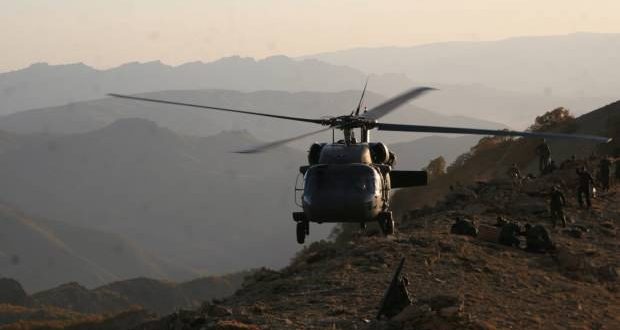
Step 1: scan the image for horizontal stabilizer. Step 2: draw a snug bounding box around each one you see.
[390,170,428,188]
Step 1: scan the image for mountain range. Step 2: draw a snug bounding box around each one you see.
[4,33,619,128]
[0,118,333,280]
[0,89,506,148]
[305,32,620,98]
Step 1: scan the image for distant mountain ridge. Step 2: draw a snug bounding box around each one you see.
[0,57,408,115]
[0,89,508,147]
[304,32,620,98]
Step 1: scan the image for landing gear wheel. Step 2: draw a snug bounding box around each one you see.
[385,218,395,235]
[296,222,306,244]
[378,212,395,236]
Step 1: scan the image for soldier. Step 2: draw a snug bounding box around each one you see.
[599,157,612,192]
[549,185,567,228]
[451,216,478,237]
[576,166,595,209]
[507,163,522,184]
[498,222,523,247]
[536,139,551,173]
[525,224,555,253]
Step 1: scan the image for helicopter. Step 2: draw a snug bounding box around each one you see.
[109,85,611,244]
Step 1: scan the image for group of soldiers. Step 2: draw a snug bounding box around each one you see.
[450,216,555,253]
[509,140,617,228]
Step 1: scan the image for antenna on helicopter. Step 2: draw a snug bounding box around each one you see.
[354,78,369,117]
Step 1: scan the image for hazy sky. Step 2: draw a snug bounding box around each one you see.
[2,0,619,72]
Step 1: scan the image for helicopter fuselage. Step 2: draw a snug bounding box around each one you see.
[302,162,387,223]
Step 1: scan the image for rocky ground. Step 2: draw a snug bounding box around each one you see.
[132,164,620,330]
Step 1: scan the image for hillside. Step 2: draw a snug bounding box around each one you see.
[0,205,195,293]
[131,156,620,330]
[392,101,620,211]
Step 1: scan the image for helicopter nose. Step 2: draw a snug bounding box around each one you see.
[304,192,378,221]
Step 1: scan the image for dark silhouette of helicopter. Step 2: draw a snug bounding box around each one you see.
[109,85,611,244]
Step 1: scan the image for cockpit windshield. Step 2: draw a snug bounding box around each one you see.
[304,165,377,194]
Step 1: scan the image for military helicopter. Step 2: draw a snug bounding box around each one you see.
[109,85,611,244]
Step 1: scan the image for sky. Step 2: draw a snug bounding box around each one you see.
[1,0,619,72]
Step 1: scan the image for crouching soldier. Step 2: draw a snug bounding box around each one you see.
[525,224,555,253]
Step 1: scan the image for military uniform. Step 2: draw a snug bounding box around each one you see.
[498,222,522,247]
[576,168,595,208]
[525,225,555,253]
[507,164,521,183]
[549,187,567,227]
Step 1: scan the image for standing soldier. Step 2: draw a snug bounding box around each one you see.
[549,185,567,227]
[536,139,551,173]
[599,157,612,192]
[576,166,595,209]
[507,163,522,184]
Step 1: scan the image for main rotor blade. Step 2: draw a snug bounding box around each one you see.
[377,123,612,143]
[237,127,333,153]
[108,93,326,125]
[363,87,436,120]
[354,78,369,117]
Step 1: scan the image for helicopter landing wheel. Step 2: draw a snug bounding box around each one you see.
[378,212,395,236]
[296,222,307,244]
[385,218,395,235]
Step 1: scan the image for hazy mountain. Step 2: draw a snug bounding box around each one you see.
[304,33,620,98]
[0,89,507,148]
[0,57,408,115]
[31,274,244,315]
[0,204,195,293]
[0,119,332,277]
